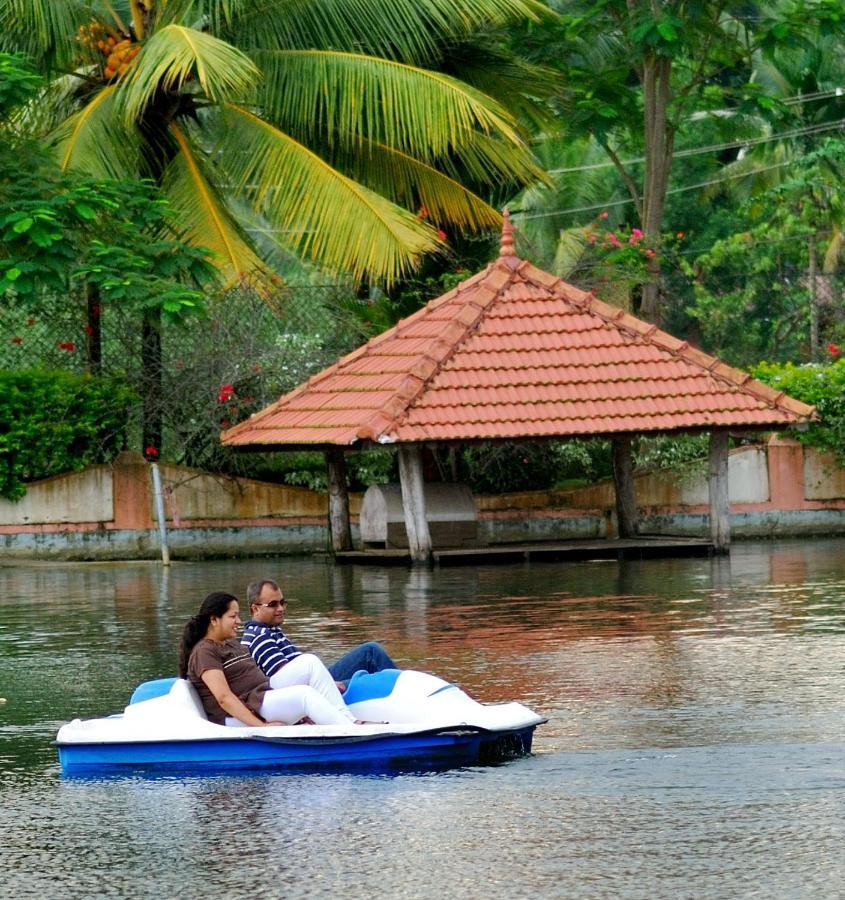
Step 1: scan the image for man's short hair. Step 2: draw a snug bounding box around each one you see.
[246,578,280,607]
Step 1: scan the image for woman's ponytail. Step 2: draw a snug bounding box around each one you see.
[178,592,238,677]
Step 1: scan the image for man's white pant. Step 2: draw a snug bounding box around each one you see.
[265,653,354,723]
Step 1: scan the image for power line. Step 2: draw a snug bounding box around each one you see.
[517,161,792,220]
[547,116,845,175]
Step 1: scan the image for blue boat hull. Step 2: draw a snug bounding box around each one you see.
[57,725,537,776]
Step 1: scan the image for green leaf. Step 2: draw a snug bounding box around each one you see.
[74,203,97,220]
[656,22,678,42]
[12,216,33,233]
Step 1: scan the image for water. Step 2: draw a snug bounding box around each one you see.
[2,540,844,899]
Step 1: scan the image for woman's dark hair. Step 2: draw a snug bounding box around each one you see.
[178,591,238,677]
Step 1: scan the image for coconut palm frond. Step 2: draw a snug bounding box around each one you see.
[436,129,549,190]
[48,84,140,178]
[216,104,439,284]
[226,0,552,63]
[145,0,195,29]
[823,225,843,274]
[164,121,270,284]
[0,0,85,65]
[751,58,792,98]
[552,226,589,278]
[328,137,501,230]
[116,24,260,125]
[255,49,523,158]
[441,38,558,132]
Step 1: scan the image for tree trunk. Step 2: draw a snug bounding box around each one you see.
[640,53,675,324]
[809,234,819,361]
[326,447,353,553]
[85,281,102,375]
[141,307,163,455]
[708,430,730,553]
[612,436,638,538]
[397,444,432,562]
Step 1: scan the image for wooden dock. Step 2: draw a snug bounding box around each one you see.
[334,536,714,566]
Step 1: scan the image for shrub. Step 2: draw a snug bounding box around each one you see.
[0,369,137,500]
[753,358,845,464]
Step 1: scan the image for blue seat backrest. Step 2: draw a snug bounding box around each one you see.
[129,677,178,705]
[342,669,402,705]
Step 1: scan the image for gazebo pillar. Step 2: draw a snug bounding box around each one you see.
[612,436,638,538]
[708,430,731,553]
[325,447,353,553]
[397,444,432,562]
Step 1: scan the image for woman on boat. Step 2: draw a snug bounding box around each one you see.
[179,591,359,727]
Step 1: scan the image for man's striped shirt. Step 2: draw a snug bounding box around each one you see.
[241,621,302,677]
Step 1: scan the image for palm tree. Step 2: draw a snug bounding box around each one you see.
[1,0,549,448]
[713,33,845,358]
[2,0,547,285]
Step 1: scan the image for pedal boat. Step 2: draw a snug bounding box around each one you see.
[56,669,546,775]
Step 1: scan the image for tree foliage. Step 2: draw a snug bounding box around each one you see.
[0,0,548,287]
[0,52,214,324]
[0,368,137,499]
[754,357,845,464]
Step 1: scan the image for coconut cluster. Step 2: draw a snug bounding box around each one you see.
[75,21,140,81]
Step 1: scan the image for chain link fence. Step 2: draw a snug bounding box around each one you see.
[0,283,374,479]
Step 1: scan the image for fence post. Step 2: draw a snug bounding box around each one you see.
[150,462,171,566]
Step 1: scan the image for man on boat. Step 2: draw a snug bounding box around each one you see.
[241,578,397,692]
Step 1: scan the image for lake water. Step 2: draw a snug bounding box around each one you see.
[1,540,844,899]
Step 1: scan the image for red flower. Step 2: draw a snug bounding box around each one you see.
[418,205,429,219]
[84,325,94,336]
[10,336,22,345]
[220,419,230,428]
[437,229,447,241]
[599,211,609,219]
[827,343,840,357]
[58,341,76,352]
[676,231,685,239]
[25,318,35,326]
[218,384,235,403]
[144,446,159,458]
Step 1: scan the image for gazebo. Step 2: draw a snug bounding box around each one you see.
[222,213,815,561]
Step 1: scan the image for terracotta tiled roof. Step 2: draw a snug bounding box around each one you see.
[222,214,815,449]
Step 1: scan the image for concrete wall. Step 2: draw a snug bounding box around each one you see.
[2,439,845,560]
[476,438,845,542]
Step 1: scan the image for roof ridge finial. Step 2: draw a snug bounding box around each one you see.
[500,207,516,258]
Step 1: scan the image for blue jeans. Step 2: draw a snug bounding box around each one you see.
[328,642,397,683]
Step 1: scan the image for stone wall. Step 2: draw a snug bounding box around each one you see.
[2,439,845,560]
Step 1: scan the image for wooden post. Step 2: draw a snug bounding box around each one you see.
[612,436,638,538]
[326,447,353,553]
[397,444,432,562]
[708,430,730,553]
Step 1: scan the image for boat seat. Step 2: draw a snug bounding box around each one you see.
[170,678,208,720]
[122,678,209,723]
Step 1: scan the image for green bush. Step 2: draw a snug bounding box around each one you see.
[753,358,845,464]
[0,369,137,500]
